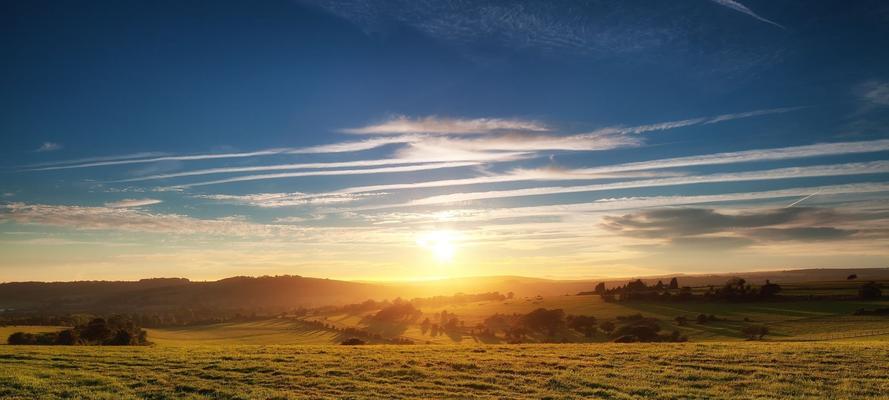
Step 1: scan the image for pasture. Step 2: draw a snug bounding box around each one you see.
[1,342,887,399]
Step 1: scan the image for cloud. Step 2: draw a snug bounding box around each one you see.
[104,199,163,208]
[320,139,889,200]
[342,115,549,135]
[195,192,382,208]
[709,0,786,30]
[401,160,889,207]
[602,206,867,248]
[602,207,840,237]
[0,202,285,236]
[35,142,62,152]
[597,106,801,135]
[858,80,889,107]
[351,182,889,225]
[167,161,482,189]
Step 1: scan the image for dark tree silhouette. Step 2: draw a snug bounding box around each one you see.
[668,277,679,290]
[859,282,882,300]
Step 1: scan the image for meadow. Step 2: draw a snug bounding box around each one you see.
[1,342,887,399]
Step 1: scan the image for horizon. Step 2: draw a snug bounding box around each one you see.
[3,266,887,285]
[2,0,889,282]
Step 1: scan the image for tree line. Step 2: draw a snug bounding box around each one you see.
[7,315,148,346]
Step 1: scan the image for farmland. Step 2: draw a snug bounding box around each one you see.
[1,342,887,399]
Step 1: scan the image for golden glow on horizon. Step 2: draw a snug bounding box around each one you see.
[416,230,458,263]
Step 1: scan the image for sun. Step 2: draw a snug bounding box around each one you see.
[416,230,457,263]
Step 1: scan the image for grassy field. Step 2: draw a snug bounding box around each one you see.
[308,295,889,344]
[145,319,342,346]
[1,342,887,399]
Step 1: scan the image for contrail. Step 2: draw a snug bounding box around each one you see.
[710,0,786,30]
[785,189,821,208]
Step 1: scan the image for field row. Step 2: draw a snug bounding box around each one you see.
[1,342,888,399]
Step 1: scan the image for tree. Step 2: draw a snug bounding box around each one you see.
[109,329,134,345]
[594,282,606,295]
[759,280,782,297]
[566,315,597,337]
[81,318,112,343]
[847,274,858,280]
[521,308,565,336]
[600,321,615,335]
[506,292,515,300]
[859,282,883,300]
[55,329,80,345]
[742,325,769,340]
[669,278,679,290]
[7,332,36,345]
[341,338,366,345]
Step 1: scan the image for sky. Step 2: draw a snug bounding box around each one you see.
[1,0,888,282]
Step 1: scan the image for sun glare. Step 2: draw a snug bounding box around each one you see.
[416,230,457,263]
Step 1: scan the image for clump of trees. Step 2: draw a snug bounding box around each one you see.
[596,277,784,303]
[859,282,882,300]
[566,315,597,337]
[7,316,148,346]
[853,308,889,316]
[610,315,686,343]
[340,338,366,345]
[371,300,422,323]
[741,325,769,340]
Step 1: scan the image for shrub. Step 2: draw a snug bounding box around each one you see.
[341,338,367,345]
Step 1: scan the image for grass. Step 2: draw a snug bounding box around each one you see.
[0,342,887,399]
[145,319,343,346]
[308,296,889,344]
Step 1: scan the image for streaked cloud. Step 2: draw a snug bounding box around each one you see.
[167,161,483,189]
[104,198,163,208]
[35,142,62,152]
[858,80,889,107]
[341,115,549,135]
[354,182,889,225]
[402,161,889,207]
[602,206,878,250]
[709,0,785,30]
[321,139,889,200]
[195,192,381,208]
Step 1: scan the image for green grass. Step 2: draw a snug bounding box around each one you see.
[0,342,887,399]
[146,319,344,346]
[307,296,889,344]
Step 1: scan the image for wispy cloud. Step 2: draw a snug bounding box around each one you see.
[35,142,62,152]
[342,115,549,135]
[195,192,381,208]
[858,80,889,108]
[353,182,889,225]
[167,161,482,189]
[311,139,889,200]
[709,0,786,30]
[0,202,288,236]
[401,161,889,207]
[104,199,163,208]
[595,106,801,135]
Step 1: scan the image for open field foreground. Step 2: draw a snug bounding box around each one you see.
[1,342,887,399]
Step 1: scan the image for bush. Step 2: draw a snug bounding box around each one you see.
[8,332,37,345]
[859,282,882,300]
[341,338,366,345]
[741,325,769,340]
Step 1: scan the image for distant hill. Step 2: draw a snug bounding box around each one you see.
[1,268,886,313]
[0,276,387,313]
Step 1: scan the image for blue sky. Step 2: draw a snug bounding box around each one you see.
[1,0,888,281]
